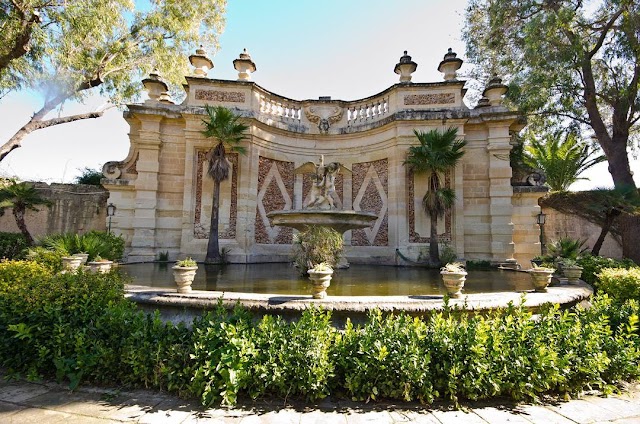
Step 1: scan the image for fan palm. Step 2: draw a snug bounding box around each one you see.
[0,180,51,245]
[523,131,606,191]
[201,106,248,263]
[404,127,466,265]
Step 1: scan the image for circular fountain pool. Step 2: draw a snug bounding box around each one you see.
[122,263,593,326]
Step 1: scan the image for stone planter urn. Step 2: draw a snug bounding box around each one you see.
[529,268,555,292]
[307,264,333,299]
[88,260,113,274]
[440,271,467,298]
[562,265,583,284]
[62,256,83,272]
[173,265,198,293]
[73,253,89,265]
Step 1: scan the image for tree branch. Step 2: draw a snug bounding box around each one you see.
[587,8,623,59]
[0,4,41,71]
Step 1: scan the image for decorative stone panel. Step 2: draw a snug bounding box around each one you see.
[194,152,238,239]
[195,90,245,103]
[255,157,294,244]
[404,93,455,105]
[407,169,452,243]
[351,159,388,246]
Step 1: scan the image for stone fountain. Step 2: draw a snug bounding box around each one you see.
[267,155,378,235]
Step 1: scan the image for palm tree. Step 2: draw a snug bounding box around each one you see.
[523,131,606,191]
[0,180,51,245]
[201,106,248,263]
[404,127,466,265]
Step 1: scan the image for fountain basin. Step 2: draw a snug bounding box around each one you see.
[267,210,377,233]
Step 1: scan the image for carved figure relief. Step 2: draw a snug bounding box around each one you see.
[304,105,343,134]
[295,155,351,210]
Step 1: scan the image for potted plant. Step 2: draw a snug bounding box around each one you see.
[560,258,583,284]
[88,255,114,273]
[72,252,89,265]
[61,255,83,272]
[307,262,333,299]
[528,264,555,292]
[173,257,198,293]
[440,262,467,298]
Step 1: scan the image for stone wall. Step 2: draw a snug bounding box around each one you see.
[0,183,109,238]
[540,205,623,259]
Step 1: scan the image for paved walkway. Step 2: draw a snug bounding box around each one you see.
[1,376,639,423]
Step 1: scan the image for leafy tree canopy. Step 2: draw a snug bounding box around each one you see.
[0,0,226,160]
[523,130,606,191]
[464,0,639,190]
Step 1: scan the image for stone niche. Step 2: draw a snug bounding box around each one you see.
[102,51,544,266]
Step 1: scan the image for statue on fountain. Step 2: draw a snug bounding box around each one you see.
[295,155,351,210]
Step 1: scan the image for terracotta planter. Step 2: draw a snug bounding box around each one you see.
[62,256,83,272]
[173,266,198,293]
[440,271,467,298]
[562,266,583,284]
[307,269,333,299]
[529,269,555,292]
[88,260,113,274]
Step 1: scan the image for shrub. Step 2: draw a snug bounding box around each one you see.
[74,167,103,185]
[577,254,637,286]
[25,246,66,273]
[40,231,125,262]
[598,268,640,303]
[292,225,343,273]
[0,232,29,260]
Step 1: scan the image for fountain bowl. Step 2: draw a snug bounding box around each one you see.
[267,209,378,233]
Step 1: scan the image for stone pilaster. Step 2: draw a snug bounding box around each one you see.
[129,116,162,261]
[512,187,548,267]
[486,123,514,262]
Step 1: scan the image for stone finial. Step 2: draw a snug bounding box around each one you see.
[142,70,172,104]
[437,48,463,81]
[189,45,214,77]
[482,74,509,106]
[394,50,418,83]
[233,48,257,81]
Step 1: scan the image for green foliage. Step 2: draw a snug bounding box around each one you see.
[404,128,466,264]
[463,1,639,189]
[25,246,66,273]
[0,180,51,245]
[40,231,124,262]
[546,237,588,260]
[465,260,492,270]
[523,131,606,191]
[175,257,197,267]
[598,268,640,303]
[292,225,344,273]
[1,259,639,407]
[439,243,458,264]
[577,254,637,286]
[74,167,103,185]
[0,232,29,259]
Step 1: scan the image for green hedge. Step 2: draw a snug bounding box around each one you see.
[0,232,29,260]
[598,268,640,303]
[576,254,637,286]
[0,261,639,406]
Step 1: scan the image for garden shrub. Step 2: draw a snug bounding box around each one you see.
[25,246,66,273]
[577,254,637,286]
[598,268,640,303]
[0,232,29,259]
[0,261,639,407]
[292,225,343,272]
[39,231,125,261]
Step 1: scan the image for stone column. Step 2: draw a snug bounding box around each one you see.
[486,123,515,263]
[129,116,162,261]
[512,187,548,267]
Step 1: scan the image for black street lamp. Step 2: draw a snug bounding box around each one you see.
[537,211,547,255]
[107,203,117,234]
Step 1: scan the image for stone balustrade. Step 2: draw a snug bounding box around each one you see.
[346,96,390,125]
[258,93,302,122]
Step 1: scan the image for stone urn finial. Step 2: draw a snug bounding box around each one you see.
[475,96,491,108]
[233,48,257,81]
[482,74,509,106]
[437,48,463,81]
[142,70,172,104]
[189,45,214,77]
[394,50,417,83]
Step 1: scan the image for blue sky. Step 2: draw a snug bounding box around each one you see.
[0,0,635,189]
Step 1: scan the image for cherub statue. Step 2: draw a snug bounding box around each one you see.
[294,155,351,210]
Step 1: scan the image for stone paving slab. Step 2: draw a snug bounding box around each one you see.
[0,377,640,423]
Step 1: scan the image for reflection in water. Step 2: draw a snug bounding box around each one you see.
[122,263,532,296]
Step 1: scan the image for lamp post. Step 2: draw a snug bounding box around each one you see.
[107,203,116,234]
[537,211,547,255]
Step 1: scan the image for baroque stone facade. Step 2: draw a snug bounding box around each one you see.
[102,51,544,265]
